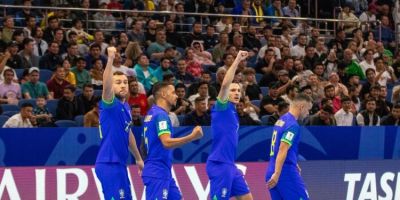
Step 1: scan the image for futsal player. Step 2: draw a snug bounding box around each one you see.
[141,82,203,199]
[95,47,144,200]
[206,51,253,200]
[266,94,312,200]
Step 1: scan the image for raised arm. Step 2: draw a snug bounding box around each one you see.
[102,47,116,102]
[217,51,248,101]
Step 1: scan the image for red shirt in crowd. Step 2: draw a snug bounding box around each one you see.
[128,93,148,116]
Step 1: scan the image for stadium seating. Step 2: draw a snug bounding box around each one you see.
[39,69,53,83]
[0,115,9,127]
[260,115,271,125]
[74,115,84,127]
[46,99,59,117]
[1,104,19,112]
[55,120,77,127]
[260,87,268,96]
[251,100,261,108]
[18,99,37,108]
[2,111,19,117]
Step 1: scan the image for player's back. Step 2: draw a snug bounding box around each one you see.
[207,100,239,165]
[266,112,301,178]
[96,98,132,165]
[141,105,173,179]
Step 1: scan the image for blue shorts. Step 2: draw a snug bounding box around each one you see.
[206,160,250,199]
[95,163,132,200]
[267,172,309,200]
[142,176,182,200]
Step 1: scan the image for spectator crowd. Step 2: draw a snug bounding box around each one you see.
[1,0,400,128]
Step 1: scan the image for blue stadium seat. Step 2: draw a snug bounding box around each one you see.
[0,115,9,127]
[46,99,59,116]
[2,111,19,117]
[251,100,261,108]
[39,69,53,83]
[177,115,185,126]
[1,104,19,112]
[75,88,82,96]
[18,99,37,108]
[15,68,25,79]
[55,120,77,127]
[260,87,269,96]
[255,73,263,83]
[261,115,271,125]
[74,115,84,127]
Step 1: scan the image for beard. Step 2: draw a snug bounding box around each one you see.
[115,91,127,100]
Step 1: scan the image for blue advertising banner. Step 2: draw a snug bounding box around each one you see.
[0,126,400,166]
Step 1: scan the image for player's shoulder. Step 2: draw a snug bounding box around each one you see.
[144,105,168,123]
[275,113,298,128]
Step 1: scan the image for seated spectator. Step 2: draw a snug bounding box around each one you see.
[203,25,219,50]
[360,68,377,99]
[260,84,285,116]
[164,19,186,49]
[185,48,203,78]
[71,57,91,89]
[338,4,360,34]
[111,52,136,78]
[281,84,298,104]
[236,98,260,125]
[212,32,229,64]
[146,29,174,61]
[128,80,148,116]
[130,104,143,126]
[134,54,158,94]
[375,57,396,87]
[266,0,283,26]
[292,59,314,88]
[39,41,63,71]
[154,58,173,82]
[84,97,100,127]
[359,49,375,75]
[61,59,77,87]
[0,68,21,105]
[174,59,195,84]
[188,81,210,107]
[6,41,24,69]
[171,83,192,115]
[185,22,205,47]
[19,38,39,69]
[334,96,354,126]
[243,25,261,52]
[33,96,54,127]
[56,85,84,120]
[290,34,307,59]
[62,42,81,67]
[90,58,104,89]
[368,85,390,117]
[47,65,71,99]
[3,102,36,128]
[328,72,348,97]
[356,98,380,126]
[307,105,336,126]
[77,84,97,114]
[324,84,341,113]
[22,67,52,99]
[169,111,180,127]
[93,2,116,36]
[67,18,93,45]
[392,85,400,104]
[381,104,400,125]
[375,16,395,47]
[144,19,158,46]
[187,71,218,98]
[128,20,146,46]
[84,44,107,69]
[191,41,215,66]
[1,16,15,43]
[267,101,289,125]
[183,97,211,126]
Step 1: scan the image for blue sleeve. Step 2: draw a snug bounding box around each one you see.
[155,113,171,137]
[281,125,299,146]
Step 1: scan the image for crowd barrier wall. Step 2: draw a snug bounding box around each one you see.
[0,126,399,166]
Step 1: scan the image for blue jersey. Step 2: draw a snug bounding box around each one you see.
[207,99,239,164]
[141,105,173,179]
[96,97,132,165]
[266,112,301,178]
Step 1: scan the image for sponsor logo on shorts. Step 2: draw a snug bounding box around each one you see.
[162,188,168,199]
[221,188,227,198]
[119,189,125,199]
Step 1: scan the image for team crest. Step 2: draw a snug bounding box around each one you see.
[221,188,228,198]
[162,188,168,199]
[119,189,125,199]
[144,115,153,122]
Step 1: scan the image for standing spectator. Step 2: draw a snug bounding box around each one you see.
[334,96,354,126]
[56,85,84,120]
[18,38,39,69]
[183,97,211,126]
[47,65,71,99]
[71,57,91,89]
[381,104,400,125]
[357,98,380,126]
[39,41,63,71]
[251,0,267,25]
[33,96,54,127]
[338,4,360,34]
[21,67,52,99]
[127,80,148,116]
[0,68,21,105]
[3,103,35,128]
[84,97,100,127]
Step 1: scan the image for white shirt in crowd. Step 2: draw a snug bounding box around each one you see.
[359,60,375,75]
[2,113,33,128]
[334,108,354,126]
[290,45,305,59]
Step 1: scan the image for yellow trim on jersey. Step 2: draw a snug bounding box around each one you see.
[158,131,171,137]
[281,138,293,146]
[102,95,115,105]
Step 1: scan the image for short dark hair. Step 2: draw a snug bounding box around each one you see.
[195,96,206,103]
[341,96,351,103]
[152,82,173,98]
[21,103,33,109]
[90,43,101,51]
[64,85,76,92]
[22,38,34,47]
[393,104,400,109]
[278,101,289,112]
[83,83,94,90]
[286,84,297,94]
[175,83,186,90]
[324,85,335,93]
[365,97,376,104]
[300,85,312,92]
[321,105,334,114]
[130,104,141,109]
[370,84,381,92]
[320,98,331,107]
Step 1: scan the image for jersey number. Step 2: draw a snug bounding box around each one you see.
[143,127,149,152]
[270,130,277,156]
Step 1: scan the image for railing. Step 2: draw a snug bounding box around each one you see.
[0,4,364,38]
